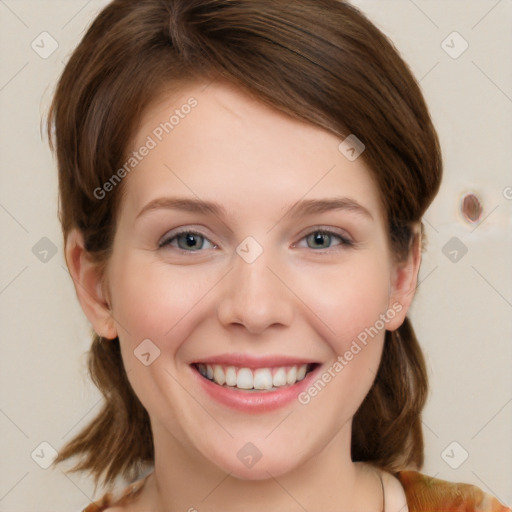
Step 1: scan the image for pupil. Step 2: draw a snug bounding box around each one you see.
[185,234,197,247]
[313,233,328,248]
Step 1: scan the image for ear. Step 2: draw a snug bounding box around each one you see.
[65,228,117,339]
[385,227,422,331]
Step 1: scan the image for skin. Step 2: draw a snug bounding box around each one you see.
[67,79,420,512]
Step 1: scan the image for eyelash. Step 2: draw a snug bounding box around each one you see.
[158,227,354,254]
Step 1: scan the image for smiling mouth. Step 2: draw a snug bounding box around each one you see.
[192,363,319,392]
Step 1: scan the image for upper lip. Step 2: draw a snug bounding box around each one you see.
[190,353,321,369]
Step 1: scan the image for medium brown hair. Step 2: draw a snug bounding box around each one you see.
[47,0,442,488]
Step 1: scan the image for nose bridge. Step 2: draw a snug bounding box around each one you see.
[216,243,294,333]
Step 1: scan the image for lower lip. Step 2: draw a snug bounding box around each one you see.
[190,364,323,413]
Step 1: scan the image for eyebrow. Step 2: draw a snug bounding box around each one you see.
[135,196,373,221]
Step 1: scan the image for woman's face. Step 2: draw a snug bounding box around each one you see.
[99,80,414,479]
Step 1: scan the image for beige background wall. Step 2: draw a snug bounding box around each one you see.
[1,1,511,510]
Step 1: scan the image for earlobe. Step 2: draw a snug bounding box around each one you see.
[386,229,422,331]
[65,229,117,340]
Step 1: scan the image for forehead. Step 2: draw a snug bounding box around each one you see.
[122,79,385,224]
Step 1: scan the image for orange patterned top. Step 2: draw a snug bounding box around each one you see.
[82,470,511,511]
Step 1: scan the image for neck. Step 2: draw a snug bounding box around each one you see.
[144,419,383,512]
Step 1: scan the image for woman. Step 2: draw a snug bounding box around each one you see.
[47,0,510,510]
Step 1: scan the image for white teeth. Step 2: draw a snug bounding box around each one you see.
[225,366,237,386]
[236,368,253,389]
[196,363,313,390]
[296,364,307,381]
[286,366,297,385]
[213,365,225,386]
[272,367,287,387]
[253,368,273,390]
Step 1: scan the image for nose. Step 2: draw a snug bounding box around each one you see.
[216,248,294,334]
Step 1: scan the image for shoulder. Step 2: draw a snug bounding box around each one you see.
[395,470,511,512]
[380,469,410,512]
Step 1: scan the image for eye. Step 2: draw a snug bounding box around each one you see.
[158,227,352,253]
[158,229,216,252]
[296,229,353,250]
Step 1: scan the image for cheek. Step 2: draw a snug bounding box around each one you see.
[294,261,391,417]
[108,255,218,351]
[296,252,391,352]
[294,252,391,406]
[106,255,218,432]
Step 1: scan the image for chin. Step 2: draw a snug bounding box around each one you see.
[198,440,303,481]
